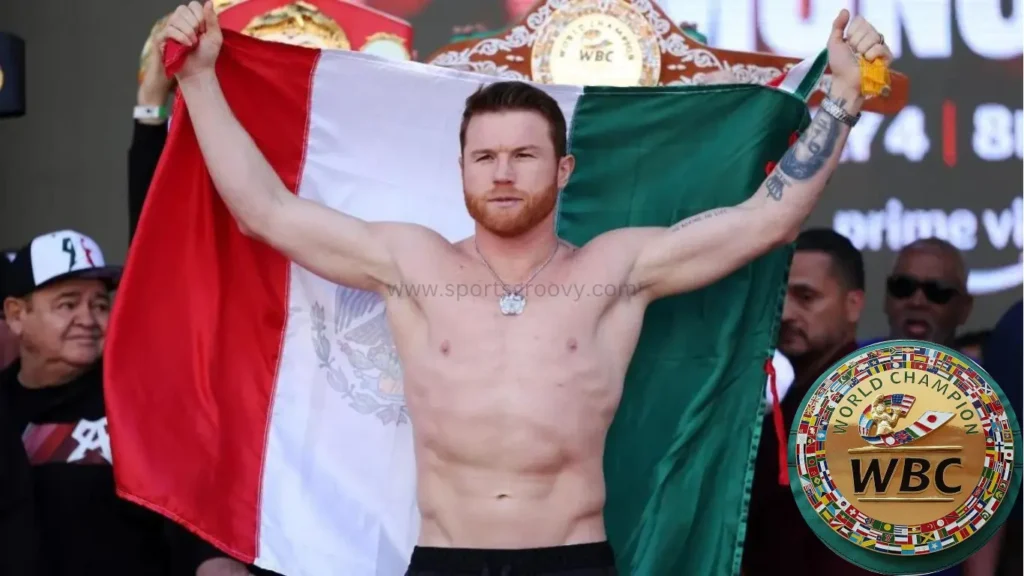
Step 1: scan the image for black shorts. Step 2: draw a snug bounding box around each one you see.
[404,541,618,576]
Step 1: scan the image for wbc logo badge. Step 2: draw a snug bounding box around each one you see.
[790,340,1021,574]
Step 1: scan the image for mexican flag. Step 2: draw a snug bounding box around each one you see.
[105,30,825,576]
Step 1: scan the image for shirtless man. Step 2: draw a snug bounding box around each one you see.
[160,3,891,574]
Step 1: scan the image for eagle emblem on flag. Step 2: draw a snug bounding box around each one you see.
[310,286,407,425]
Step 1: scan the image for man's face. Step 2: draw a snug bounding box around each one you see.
[460,110,574,238]
[3,278,111,368]
[779,251,863,360]
[884,248,971,345]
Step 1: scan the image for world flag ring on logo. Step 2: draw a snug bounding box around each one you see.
[790,340,1021,575]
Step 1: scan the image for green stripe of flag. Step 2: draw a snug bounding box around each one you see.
[558,84,813,575]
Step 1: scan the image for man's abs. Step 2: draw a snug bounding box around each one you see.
[416,454,609,548]
[401,335,621,548]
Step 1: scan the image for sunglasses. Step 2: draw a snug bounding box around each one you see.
[886,275,959,305]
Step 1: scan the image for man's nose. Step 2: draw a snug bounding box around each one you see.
[906,287,932,308]
[781,294,798,323]
[493,155,514,183]
[75,306,100,328]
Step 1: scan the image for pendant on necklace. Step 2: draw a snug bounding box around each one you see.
[499,292,526,316]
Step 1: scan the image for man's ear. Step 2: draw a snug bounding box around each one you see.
[557,154,576,189]
[2,296,28,337]
[845,289,866,324]
[458,155,463,171]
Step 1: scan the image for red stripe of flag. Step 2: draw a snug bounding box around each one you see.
[105,31,319,563]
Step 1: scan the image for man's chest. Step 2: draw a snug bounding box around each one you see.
[8,383,111,466]
[21,416,112,466]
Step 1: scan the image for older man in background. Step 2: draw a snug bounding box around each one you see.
[0,229,254,576]
[883,238,972,346]
[881,238,997,576]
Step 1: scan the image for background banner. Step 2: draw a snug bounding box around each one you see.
[0,0,1018,340]
[365,0,1024,339]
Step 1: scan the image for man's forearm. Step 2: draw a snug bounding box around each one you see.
[757,84,863,230]
[177,70,288,234]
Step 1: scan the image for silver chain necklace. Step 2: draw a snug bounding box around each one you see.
[474,237,560,316]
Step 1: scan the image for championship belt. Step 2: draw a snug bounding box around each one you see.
[0,31,25,118]
[425,0,907,115]
[139,0,413,83]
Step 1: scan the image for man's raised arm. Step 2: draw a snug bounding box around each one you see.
[627,10,891,301]
[164,1,400,294]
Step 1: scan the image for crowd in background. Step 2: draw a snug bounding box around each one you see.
[0,6,1021,576]
[744,230,1022,576]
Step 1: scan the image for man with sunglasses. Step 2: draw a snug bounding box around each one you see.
[884,238,973,347]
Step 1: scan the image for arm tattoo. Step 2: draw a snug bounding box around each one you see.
[765,173,790,201]
[777,99,843,181]
[670,207,730,232]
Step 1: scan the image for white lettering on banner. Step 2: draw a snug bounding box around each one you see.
[834,198,1024,294]
[973,104,1024,161]
[659,0,757,52]
[883,105,931,162]
[759,0,854,58]
[67,417,112,464]
[983,203,1021,250]
[956,0,1023,59]
[859,0,952,60]
[1018,110,1023,159]
[659,0,1023,60]
[835,104,1023,164]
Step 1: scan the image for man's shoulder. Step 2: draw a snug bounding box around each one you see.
[378,221,450,244]
[572,226,662,268]
[378,222,456,262]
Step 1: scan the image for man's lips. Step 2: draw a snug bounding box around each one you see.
[488,197,523,205]
[902,318,932,337]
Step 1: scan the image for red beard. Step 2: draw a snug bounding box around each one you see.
[464,184,559,238]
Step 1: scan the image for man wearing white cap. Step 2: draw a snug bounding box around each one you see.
[0,230,245,575]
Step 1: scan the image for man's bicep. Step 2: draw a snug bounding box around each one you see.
[628,203,778,298]
[260,194,399,292]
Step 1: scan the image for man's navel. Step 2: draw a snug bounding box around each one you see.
[566,337,578,352]
[439,339,450,356]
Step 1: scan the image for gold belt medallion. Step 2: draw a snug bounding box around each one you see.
[791,340,1020,574]
[531,0,660,87]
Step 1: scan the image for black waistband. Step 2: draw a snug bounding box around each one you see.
[408,541,615,572]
